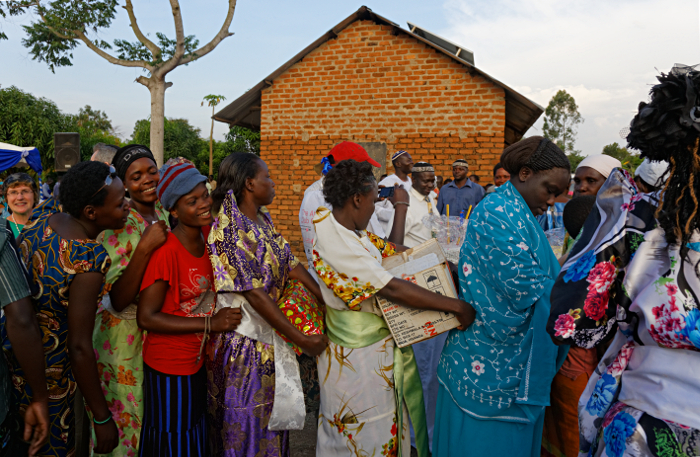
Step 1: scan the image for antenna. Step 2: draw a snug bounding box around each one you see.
[407,22,475,66]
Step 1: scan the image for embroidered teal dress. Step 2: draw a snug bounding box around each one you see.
[434,181,567,456]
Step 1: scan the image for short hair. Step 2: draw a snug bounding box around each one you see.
[500,136,570,175]
[323,160,376,209]
[91,143,119,164]
[493,163,505,175]
[563,195,596,238]
[59,161,112,218]
[469,174,480,182]
[3,173,39,209]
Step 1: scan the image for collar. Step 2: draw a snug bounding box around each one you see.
[410,186,431,201]
[445,179,473,190]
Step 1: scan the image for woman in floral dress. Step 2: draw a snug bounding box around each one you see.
[1,161,130,456]
[434,137,571,457]
[207,153,328,456]
[312,159,473,457]
[548,65,700,457]
[93,145,168,456]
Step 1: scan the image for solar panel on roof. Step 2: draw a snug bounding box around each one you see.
[407,21,475,66]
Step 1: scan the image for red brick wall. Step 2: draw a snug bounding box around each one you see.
[259,20,507,262]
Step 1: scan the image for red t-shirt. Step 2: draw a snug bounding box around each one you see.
[140,232,214,375]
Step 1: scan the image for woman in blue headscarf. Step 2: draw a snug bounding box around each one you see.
[434,136,571,457]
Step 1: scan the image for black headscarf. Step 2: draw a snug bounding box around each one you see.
[112,144,156,181]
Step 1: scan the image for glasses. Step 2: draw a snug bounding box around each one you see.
[90,165,117,198]
[7,189,34,198]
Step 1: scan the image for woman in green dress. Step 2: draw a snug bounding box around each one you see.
[92,145,169,456]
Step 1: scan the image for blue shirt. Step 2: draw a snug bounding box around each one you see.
[436,179,485,216]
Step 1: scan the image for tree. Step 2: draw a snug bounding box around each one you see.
[542,90,584,166]
[131,117,205,166]
[221,126,260,156]
[603,142,643,174]
[0,85,74,170]
[3,0,237,166]
[201,94,226,176]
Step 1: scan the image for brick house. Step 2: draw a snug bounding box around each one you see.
[214,6,543,262]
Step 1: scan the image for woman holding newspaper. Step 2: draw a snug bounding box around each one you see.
[434,136,571,457]
[311,159,474,457]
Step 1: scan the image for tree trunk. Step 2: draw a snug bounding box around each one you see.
[209,105,214,176]
[149,78,168,167]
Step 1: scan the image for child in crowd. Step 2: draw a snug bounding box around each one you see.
[136,163,241,456]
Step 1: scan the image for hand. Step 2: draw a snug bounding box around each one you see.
[298,334,329,357]
[138,220,168,254]
[451,298,476,331]
[211,308,242,332]
[93,419,118,454]
[388,184,409,206]
[23,400,49,457]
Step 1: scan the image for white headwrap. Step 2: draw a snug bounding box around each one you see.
[635,158,669,188]
[576,154,622,178]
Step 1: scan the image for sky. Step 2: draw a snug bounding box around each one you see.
[1,0,698,156]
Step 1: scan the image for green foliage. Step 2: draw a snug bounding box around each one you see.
[202,94,227,108]
[18,0,119,72]
[0,86,120,169]
[567,151,585,171]
[603,142,643,173]
[115,32,200,71]
[0,85,73,170]
[542,90,584,155]
[130,118,260,178]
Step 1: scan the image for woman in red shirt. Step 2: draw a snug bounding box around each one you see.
[136,163,241,456]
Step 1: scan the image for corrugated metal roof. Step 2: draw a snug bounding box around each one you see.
[214,6,543,145]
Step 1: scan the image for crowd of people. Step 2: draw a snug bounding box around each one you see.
[1,64,699,457]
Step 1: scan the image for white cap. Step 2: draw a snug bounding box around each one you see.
[635,159,669,188]
[576,154,622,178]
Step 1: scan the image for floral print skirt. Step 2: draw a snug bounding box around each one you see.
[316,337,410,457]
[92,310,144,456]
[584,402,700,457]
[206,331,289,457]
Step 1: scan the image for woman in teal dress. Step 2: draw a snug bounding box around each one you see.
[1,161,130,456]
[434,137,571,456]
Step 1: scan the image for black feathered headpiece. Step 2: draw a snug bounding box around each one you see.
[627,64,700,160]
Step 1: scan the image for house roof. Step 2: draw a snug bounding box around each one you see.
[213,6,543,145]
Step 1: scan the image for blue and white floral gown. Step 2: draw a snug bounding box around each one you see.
[549,169,700,457]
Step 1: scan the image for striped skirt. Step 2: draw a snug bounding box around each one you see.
[138,363,208,457]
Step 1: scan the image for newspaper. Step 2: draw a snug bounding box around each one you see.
[375,239,460,348]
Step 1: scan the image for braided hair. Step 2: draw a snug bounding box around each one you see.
[627,65,700,247]
[500,136,570,176]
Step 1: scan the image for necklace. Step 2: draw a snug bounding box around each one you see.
[8,214,23,234]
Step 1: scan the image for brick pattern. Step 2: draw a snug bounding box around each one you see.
[259,20,507,263]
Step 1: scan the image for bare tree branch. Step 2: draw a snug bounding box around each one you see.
[178,0,236,66]
[169,0,185,58]
[76,30,150,69]
[123,0,161,58]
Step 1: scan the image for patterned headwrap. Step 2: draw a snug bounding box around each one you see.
[391,150,408,161]
[452,159,469,168]
[411,163,435,173]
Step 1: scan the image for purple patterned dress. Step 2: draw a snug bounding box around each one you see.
[207,190,299,457]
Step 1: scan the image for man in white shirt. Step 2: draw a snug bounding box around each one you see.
[388,162,439,248]
[299,142,406,266]
[376,150,414,233]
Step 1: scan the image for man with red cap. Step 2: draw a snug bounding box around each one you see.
[299,141,408,267]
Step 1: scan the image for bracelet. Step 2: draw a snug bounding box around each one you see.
[393,201,410,207]
[93,414,112,425]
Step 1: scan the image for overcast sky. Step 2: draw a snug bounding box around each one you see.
[1,0,698,156]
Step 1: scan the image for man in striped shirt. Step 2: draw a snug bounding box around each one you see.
[0,217,49,455]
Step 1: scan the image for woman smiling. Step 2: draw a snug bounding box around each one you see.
[92,145,169,456]
[3,173,39,238]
